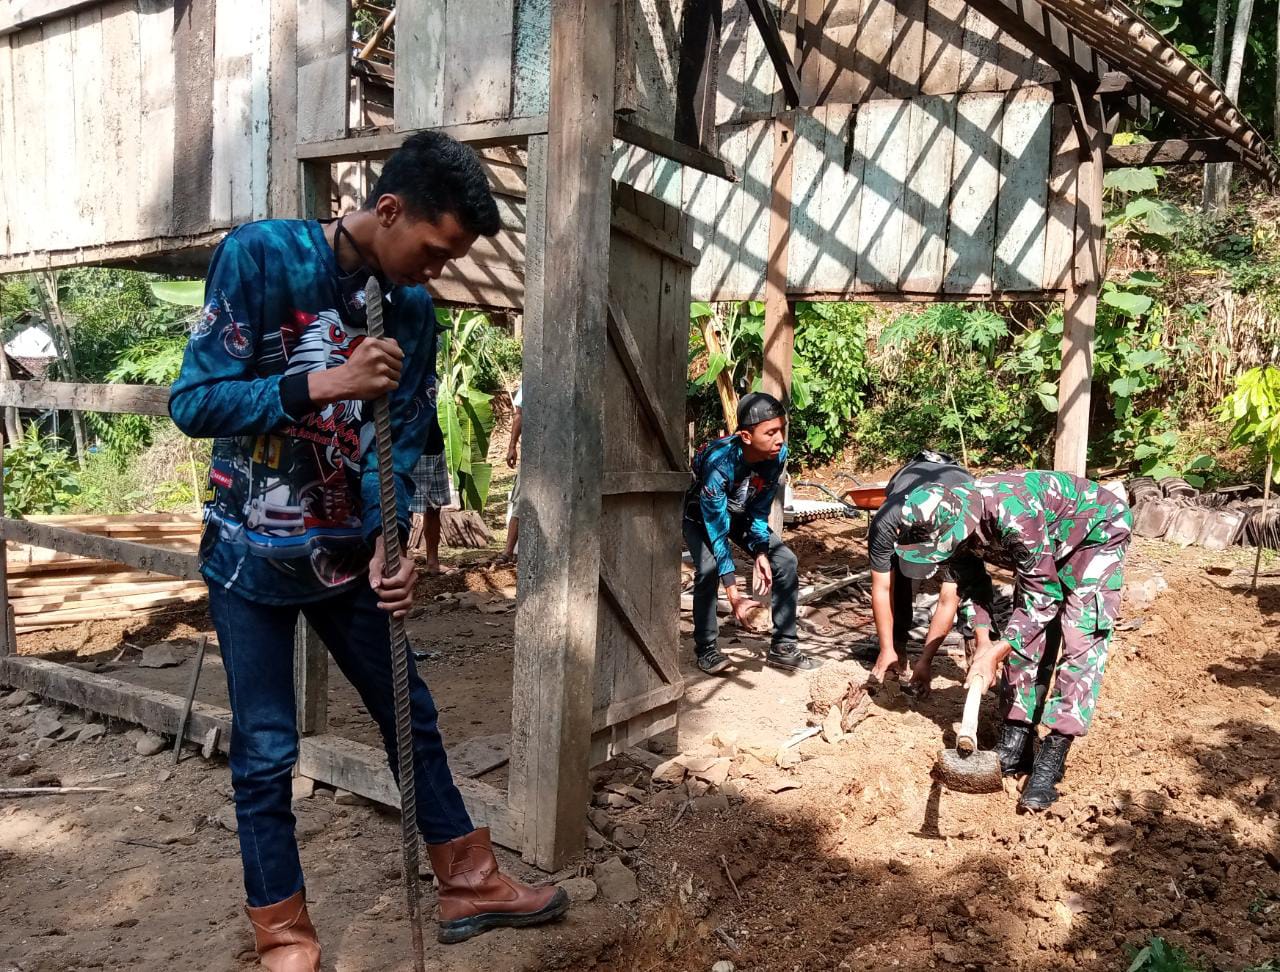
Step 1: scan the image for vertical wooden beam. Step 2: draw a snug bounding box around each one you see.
[0,432,11,657]
[293,617,327,735]
[1053,87,1105,476]
[268,0,300,217]
[509,0,616,872]
[763,116,797,533]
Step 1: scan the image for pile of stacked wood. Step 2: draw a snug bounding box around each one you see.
[7,514,204,634]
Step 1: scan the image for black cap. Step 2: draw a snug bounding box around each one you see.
[737,391,786,430]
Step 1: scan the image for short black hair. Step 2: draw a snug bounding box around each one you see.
[365,131,501,237]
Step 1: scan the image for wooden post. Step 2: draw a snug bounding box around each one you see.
[1252,456,1273,591]
[508,0,616,871]
[0,432,11,657]
[763,116,797,532]
[293,617,328,735]
[1054,88,1105,476]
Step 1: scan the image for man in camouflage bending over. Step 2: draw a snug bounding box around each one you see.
[894,471,1131,812]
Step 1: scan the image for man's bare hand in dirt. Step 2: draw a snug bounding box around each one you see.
[965,638,1012,692]
[506,443,519,469]
[310,336,403,405]
[369,534,417,618]
[752,553,773,597]
[869,647,900,684]
[901,655,934,700]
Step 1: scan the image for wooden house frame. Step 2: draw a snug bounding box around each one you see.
[0,0,1274,871]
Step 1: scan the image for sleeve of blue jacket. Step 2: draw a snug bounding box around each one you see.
[697,455,739,581]
[359,294,438,546]
[168,235,305,438]
[742,447,784,555]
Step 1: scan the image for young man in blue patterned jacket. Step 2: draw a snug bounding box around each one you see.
[169,133,567,970]
[683,392,820,675]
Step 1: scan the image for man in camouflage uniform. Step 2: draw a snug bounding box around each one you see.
[895,471,1131,811]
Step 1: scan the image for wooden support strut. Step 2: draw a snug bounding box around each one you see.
[508,0,616,873]
[742,0,803,108]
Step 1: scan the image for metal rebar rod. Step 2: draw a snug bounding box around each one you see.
[364,276,426,972]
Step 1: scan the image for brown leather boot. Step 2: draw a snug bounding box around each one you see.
[245,889,321,972]
[426,827,570,944]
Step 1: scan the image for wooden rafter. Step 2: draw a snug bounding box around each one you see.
[742,0,802,108]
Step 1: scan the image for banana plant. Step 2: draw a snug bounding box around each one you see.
[435,309,497,511]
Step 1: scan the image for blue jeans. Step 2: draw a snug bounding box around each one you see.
[683,517,799,653]
[207,581,474,907]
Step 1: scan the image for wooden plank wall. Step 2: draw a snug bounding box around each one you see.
[670,85,1062,301]
[397,0,542,131]
[0,0,291,269]
[593,187,690,765]
[0,0,280,266]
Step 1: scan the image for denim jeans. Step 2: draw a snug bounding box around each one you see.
[207,581,474,907]
[683,517,798,653]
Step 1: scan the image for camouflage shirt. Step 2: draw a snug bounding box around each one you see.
[906,471,1129,654]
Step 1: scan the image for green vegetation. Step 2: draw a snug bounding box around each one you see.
[434,308,511,512]
[1126,934,1278,972]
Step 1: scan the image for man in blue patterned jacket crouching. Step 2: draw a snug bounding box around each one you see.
[682,392,820,676]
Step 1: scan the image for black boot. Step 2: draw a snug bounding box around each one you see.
[696,645,731,675]
[995,720,1035,777]
[1018,731,1073,812]
[766,643,820,671]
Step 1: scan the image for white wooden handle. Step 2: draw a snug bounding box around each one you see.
[956,676,987,753]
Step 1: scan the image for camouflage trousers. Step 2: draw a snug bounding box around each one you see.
[999,507,1132,737]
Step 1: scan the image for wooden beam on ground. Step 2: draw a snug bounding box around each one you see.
[1104,137,1240,168]
[0,655,232,753]
[0,381,170,416]
[614,115,737,183]
[296,116,549,162]
[1054,86,1106,476]
[742,0,802,108]
[0,519,201,580]
[508,0,616,873]
[0,435,11,657]
[0,655,524,852]
[295,733,523,850]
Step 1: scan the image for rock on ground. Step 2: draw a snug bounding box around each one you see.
[593,856,639,904]
[136,732,167,757]
[138,644,185,669]
[556,877,599,903]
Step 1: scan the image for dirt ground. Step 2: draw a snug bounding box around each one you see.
[2,514,1278,971]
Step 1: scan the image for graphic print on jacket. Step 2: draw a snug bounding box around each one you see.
[171,219,440,605]
[205,304,374,588]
